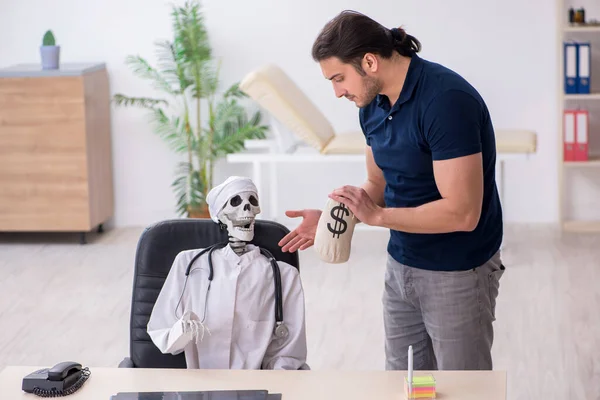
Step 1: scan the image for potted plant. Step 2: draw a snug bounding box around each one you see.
[113,0,267,218]
[40,30,60,70]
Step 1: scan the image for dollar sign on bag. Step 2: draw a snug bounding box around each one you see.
[327,203,349,238]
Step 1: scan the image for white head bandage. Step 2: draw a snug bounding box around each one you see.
[206,176,261,242]
[206,176,259,223]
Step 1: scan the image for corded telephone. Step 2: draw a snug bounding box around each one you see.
[22,361,91,397]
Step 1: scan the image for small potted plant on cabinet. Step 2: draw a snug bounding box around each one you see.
[40,30,60,70]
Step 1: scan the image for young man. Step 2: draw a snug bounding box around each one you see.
[279,10,505,371]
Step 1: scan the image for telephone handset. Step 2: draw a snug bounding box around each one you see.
[22,361,91,397]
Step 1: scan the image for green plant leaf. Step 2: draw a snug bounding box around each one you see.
[112,94,168,109]
[223,82,248,99]
[154,39,192,95]
[248,109,262,126]
[210,98,267,158]
[42,30,55,46]
[171,1,214,99]
[198,61,219,99]
[213,99,246,139]
[125,55,177,95]
[172,1,212,63]
[172,161,206,216]
[212,123,267,158]
[149,108,189,153]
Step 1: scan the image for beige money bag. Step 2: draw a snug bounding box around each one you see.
[314,198,358,263]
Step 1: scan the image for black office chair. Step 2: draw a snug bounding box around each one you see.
[118,218,299,369]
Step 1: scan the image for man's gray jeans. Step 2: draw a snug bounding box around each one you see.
[382,250,504,370]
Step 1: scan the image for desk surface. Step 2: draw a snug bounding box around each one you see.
[0,366,506,400]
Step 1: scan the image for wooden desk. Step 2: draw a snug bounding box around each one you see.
[0,366,506,399]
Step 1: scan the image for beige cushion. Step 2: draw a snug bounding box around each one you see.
[322,130,537,155]
[496,130,537,153]
[321,130,537,155]
[240,64,335,153]
[322,132,366,154]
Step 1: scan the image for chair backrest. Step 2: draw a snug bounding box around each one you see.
[127,218,299,368]
[239,64,335,153]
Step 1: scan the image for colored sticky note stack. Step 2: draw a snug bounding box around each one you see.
[404,375,436,399]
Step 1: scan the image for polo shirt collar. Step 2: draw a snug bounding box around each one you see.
[376,54,424,110]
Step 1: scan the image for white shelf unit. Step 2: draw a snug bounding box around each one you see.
[558,2,600,232]
[563,25,600,33]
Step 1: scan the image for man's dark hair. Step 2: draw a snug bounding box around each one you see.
[311,10,421,75]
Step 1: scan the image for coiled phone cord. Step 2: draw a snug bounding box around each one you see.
[31,367,91,398]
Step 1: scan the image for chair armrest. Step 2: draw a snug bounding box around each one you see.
[118,357,135,368]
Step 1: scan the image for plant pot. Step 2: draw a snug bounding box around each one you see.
[40,45,60,70]
[187,203,211,219]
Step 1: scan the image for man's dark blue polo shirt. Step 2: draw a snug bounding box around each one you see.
[359,54,503,271]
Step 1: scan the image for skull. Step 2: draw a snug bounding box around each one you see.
[217,191,261,242]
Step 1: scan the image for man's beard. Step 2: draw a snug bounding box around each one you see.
[352,75,382,108]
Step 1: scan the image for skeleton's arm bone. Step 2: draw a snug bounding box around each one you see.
[148,313,197,355]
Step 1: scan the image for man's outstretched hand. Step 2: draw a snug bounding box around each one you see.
[278,209,322,252]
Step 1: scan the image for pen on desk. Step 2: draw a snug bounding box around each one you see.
[408,345,413,398]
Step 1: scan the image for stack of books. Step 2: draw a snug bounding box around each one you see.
[404,375,436,399]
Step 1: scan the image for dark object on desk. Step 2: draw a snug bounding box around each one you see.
[118,218,300,369]
[22,361,91,397]
[110,390,273,399]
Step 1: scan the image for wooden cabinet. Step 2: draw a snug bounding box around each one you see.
[0,63,114,240]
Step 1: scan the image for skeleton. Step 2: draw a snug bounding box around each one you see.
[148,176,308,369]
[181,182,261,342]
[216,191,261,255]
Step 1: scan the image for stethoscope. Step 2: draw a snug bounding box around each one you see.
[175,241,289,339]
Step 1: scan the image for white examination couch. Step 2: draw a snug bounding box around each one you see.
[228,64,537,221]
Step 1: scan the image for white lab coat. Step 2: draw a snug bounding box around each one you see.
[147,243,309,370]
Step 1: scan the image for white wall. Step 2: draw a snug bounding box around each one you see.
[0,0,571,227]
